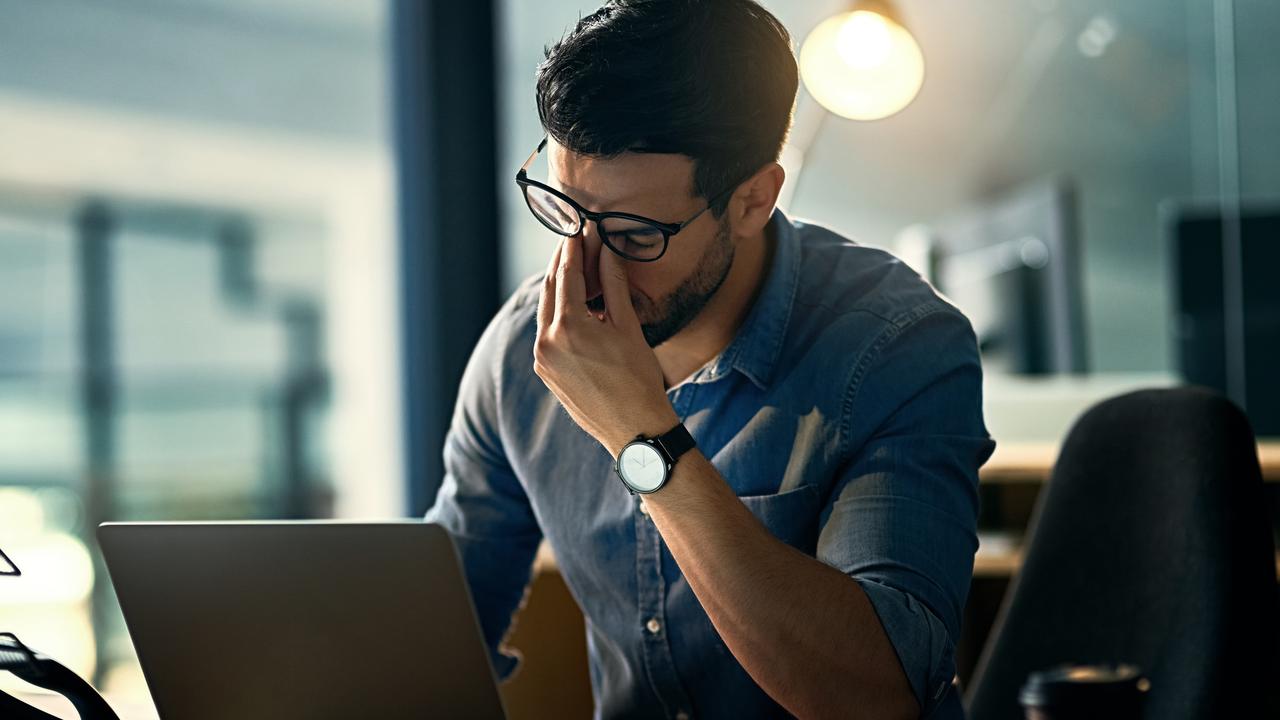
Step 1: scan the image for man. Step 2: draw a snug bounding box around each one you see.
[425,1,995,717]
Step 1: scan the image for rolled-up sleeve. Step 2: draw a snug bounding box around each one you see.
[424,299,543,682]
[817,303,995,717]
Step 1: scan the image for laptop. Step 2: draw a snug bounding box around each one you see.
[97,521,508,720]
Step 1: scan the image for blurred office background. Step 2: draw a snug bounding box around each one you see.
[0,0,1277,712]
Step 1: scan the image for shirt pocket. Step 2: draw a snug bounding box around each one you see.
[737,483,823,555]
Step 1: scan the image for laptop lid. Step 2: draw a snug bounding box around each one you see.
[97,521,507,720]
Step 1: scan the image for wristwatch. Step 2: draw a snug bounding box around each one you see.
[613,422,697,495]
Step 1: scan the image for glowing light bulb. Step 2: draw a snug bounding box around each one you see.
[837,11,893,69]
[800,9,925,121]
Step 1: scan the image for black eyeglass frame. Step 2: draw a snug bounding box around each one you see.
[515,136,740,263]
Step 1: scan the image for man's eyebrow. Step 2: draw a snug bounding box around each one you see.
[551,178,663,215]
[545,143,685,212]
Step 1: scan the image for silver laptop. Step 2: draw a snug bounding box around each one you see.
[98,521,508,720]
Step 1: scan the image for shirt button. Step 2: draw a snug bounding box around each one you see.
[638,500,650,516]
[645,617,662,634]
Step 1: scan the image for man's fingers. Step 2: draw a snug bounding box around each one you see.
[599,243,638,327]
[538,238,563,331]
[556,233,587,324]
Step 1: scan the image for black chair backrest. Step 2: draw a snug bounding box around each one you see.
[966,387,1279,719]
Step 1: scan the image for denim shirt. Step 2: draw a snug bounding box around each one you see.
[425,207,996,719]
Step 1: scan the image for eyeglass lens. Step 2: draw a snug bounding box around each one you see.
[523,184,667,261]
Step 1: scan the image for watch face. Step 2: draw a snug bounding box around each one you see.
[619,442,666,493]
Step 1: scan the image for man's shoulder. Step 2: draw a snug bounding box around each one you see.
[458,273,546,417]
[491,272,544,349]
[504,270,545,317]
[789,217,961,331]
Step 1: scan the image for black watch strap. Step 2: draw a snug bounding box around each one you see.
[652,422,696,465]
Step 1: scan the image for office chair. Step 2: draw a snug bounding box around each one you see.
[965,387,1279,718]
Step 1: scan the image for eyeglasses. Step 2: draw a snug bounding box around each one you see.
[515,136,738,262]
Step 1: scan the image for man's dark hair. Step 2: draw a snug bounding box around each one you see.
[535,0,799,217]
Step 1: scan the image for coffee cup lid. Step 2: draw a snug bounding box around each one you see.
[1019,663,1151,710]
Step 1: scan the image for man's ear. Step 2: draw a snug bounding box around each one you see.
[727,162,785,239]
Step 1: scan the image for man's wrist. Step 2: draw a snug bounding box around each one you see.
[606,405,681,457]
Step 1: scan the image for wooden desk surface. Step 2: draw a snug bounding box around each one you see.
[976,439,1280,579]
[980,440,1280,483]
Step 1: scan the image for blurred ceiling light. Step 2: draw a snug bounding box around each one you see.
[799,1,925,121]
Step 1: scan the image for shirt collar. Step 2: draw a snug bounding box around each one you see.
[703,206,801,391]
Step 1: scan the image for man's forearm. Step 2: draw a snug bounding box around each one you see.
[641,448,920,720]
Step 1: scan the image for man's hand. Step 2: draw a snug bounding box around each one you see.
[533,234,679,456]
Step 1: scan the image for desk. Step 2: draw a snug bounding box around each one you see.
[975,440,1280,577]
[980,439,1280,484]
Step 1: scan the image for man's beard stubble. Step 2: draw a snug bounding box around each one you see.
[583,217,735,347]
[637,217,735,348]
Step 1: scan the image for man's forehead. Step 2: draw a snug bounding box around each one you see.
[545,137,696,211]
